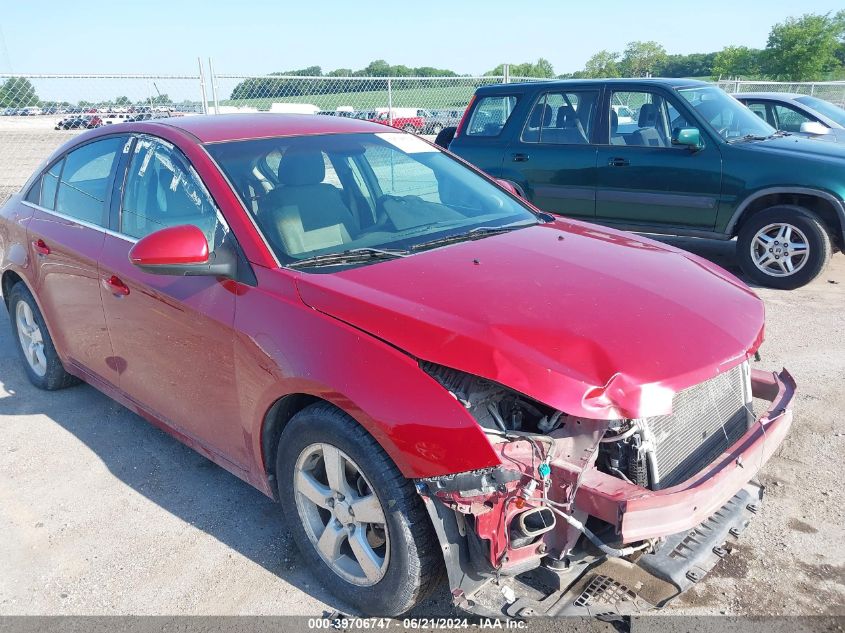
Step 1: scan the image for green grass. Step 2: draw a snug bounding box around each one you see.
[222,84,480,111]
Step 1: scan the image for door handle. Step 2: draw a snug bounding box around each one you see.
[608,157,630,167]
[101,275,130,297]
[32,239,50,256]
[512,153,530,162]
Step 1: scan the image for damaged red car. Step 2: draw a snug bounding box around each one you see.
[0,114,794,618]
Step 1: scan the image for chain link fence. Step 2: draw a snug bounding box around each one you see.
[3,70,844,204]
[0,73,205,203]
[718,79,845,105]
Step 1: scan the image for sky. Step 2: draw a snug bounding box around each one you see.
[1,0,843,77]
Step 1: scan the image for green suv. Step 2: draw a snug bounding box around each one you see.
[442,79,845,289]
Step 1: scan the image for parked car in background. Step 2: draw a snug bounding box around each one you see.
[373,109,424,133]
[54,115,102,130]
[1,114,793,619]
[441,78,845,289]
[734,92,845,142]
[422,108,464,134]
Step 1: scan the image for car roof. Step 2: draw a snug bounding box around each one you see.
[475,77,711,94]
[149,113,392,143]
[733,92,807,100]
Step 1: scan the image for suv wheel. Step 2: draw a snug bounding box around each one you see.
[737,205,832,289]
[7,282,79,390]
[430,123,443,135]
[276,403,443,616]
[402,124,417,133]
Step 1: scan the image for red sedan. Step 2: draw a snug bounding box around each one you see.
[0,114,794,617]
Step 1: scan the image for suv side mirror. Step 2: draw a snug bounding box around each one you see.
[799,121,829,136]
[129,224,237,279]
[672,127,703,150]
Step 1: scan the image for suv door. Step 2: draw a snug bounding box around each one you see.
[23,136,127,383]
[594,87,723,230]
[97,135,247,467]
[503,88,600,218]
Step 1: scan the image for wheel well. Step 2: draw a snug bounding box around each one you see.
[1,270,24,309]
[736,193,843,248]
[261,393,322,498]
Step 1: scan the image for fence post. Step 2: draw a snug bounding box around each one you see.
[197,57,209,114]
[208,57,220,114]
[387,77,393,125]
[503,64,510,84]
[810,83,815,96]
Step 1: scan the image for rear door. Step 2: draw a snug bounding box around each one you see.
[503,88,600,218]
[449,93,522,179]
[97,135,247,467]
[594,86,723,230]
[23,135,127,383]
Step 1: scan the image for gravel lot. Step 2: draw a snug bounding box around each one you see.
[0,124,843,618]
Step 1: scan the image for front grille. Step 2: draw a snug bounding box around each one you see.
[645,362,751,489]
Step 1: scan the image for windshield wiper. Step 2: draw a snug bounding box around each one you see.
[411,221,536,252]
[287,247,410,269]
[727,134,771,144]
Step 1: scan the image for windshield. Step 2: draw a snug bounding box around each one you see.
[206,132,538,268]
[794,95,845,128]
[677,86,776,141]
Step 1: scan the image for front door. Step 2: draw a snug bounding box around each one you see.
[504,88,600,218]
[24,136,127,383]
[98,136,246,467]
[595,87,722,230]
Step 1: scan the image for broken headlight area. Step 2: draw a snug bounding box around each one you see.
[417,363,795,618]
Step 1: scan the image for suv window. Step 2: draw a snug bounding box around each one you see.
[522,91,599,144]
[609,90,696,148]
[54,137,124,226]
[121,138,224,249]
[465,95,518,137]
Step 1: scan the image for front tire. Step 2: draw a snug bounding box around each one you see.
[736,205,832,289]
[7,282,79,390]
[276,403,443,616]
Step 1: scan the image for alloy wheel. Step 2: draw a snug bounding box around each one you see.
[750,222,809,277]
[294,443,390,586]
[15,300,47,377]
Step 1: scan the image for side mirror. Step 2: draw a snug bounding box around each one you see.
[799,121,829,136]
[672,127,703,150]
[129,224,236,278]
[496,178,522,197]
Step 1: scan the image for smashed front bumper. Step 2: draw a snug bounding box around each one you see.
[418,369,795,618]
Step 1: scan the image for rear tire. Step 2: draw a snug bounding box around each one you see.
[736,205,832,289]
[7,282,79,390]
[276,402,444,616]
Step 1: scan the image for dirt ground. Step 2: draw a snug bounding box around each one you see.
[0,225,843,617]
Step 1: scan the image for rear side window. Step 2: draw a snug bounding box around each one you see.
[121,138,223,249]
[522,91,599,144]
[465,95,519,137]
[25,160,64,210]
[55,137,124,226]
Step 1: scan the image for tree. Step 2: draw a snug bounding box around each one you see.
[763,11,845,80]
[485,58,555,78]
[658,52,716,77]
[151,93,171,105]
[583,50,621,78]
[712,46,761,78]
[0,77,38,108]
[620,41,668,77]
[114,95,131,106]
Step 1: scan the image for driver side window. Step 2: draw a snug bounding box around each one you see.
[121,138,224,250]
[609,90,697,148]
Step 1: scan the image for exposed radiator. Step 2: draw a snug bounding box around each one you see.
[644,362,752,490]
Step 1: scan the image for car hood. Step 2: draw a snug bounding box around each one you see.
[294,220,764,420]
[742,133,845,157]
